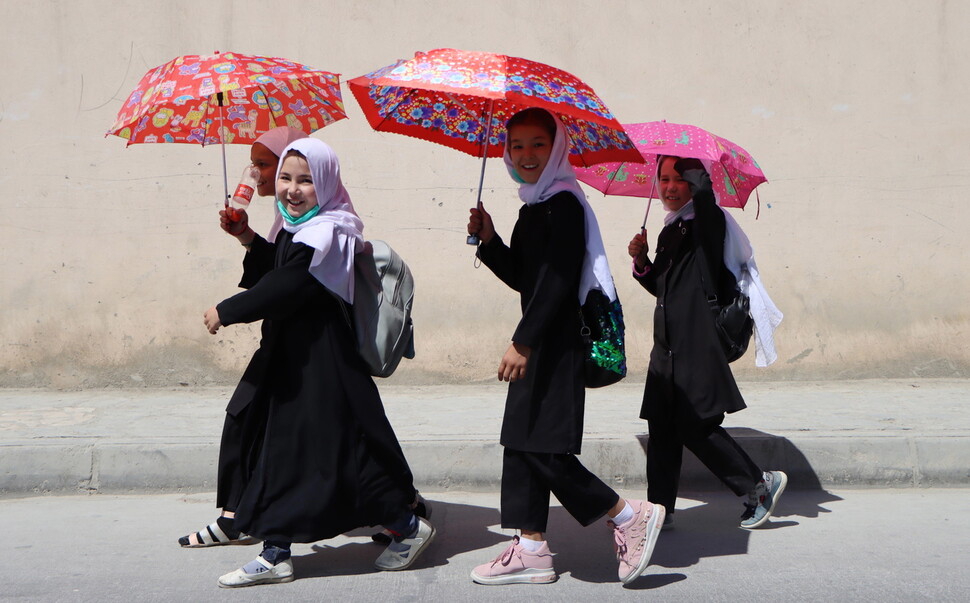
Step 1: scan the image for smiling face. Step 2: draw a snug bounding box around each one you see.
[658,156,692,212]
[250,142,280,197]
[276,153,317,219]
[507,122,554,184]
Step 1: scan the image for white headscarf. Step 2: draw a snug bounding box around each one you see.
[503,111,618,304]
[660,159,783,366]
[720,211,783,367]
[269,138,365,304]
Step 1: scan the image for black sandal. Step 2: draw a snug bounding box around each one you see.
[178,516,260,548]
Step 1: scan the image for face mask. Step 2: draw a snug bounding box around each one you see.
[277,199,322,225]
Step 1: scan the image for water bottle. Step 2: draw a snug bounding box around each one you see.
[227,164,259,222]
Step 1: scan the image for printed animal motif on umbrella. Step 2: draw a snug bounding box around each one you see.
[575,121,767,210]
[107,52,346,146]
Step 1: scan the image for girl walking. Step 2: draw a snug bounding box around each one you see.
[204,138,434,587]
[467,108,663,586]
[627,156,786,530]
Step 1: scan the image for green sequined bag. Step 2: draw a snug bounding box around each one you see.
[579,289,627,388]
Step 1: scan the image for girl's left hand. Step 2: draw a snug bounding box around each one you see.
[498,342,531,382]
[203,306,223,334]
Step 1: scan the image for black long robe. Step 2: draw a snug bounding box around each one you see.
[477,191,586,454]
[215,231,415,543]
[634,191,747,423]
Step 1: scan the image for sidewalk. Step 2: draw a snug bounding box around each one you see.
[1,380,968,494]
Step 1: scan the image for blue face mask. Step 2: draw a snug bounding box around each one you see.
[277,199,321,225]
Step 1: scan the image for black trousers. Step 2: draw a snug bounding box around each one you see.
[501,448,620,533]
[647,413,763,515]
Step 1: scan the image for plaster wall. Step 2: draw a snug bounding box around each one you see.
[1,0,968,387]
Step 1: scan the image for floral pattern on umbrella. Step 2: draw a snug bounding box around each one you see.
[574,121,767,209]
[107,52,346,146]
[350,49,642,167]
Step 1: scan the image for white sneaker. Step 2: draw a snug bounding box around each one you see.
[374,517,436,571]
[218,556,294,588]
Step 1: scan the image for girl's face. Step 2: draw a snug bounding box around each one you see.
[276,155,317,219]
[658,157,692,212]
[250,143,280,197]
[507,123,553,184]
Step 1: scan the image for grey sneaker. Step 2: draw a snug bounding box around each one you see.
[218,557,294,588]
[374,517,436,571]
[740,470,788,529]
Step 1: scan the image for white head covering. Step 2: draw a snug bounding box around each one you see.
[269,138,365,304]
[720,211,783,367]
[503,111,617,304]
[253,126,308,158]
[659,157,783,366]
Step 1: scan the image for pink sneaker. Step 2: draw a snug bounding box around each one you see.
[470,536,557,585]
[609,500,665,585]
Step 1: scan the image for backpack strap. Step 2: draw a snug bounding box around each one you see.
[690,221,722,314]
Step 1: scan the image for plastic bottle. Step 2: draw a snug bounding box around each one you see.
[227,164,259,221]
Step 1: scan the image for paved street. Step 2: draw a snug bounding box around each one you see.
[2,488,966,601]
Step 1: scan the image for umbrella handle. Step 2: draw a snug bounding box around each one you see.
[217,92,229,208]
[467,100,494,246]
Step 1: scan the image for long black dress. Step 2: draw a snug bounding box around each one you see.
[214,230,416,543]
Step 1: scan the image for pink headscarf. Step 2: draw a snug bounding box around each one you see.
[253,126,308,158]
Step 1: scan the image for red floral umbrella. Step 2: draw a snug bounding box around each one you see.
[107,51,346,202]
[348,48,641,167]
[350,48,640,243]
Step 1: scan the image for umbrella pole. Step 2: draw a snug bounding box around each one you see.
[217,92,229,207]
[640,179,658,231]
[466,99,494,246]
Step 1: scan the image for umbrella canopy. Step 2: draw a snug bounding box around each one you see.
[574,121,767,209]
[348,48,642,167]
[107,51,346,146]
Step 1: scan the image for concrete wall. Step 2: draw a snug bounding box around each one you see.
[1,0,968,387]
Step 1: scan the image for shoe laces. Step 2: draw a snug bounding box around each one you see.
[609,521,630,559]
[494,536,522,567]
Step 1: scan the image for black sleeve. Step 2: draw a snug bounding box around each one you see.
[511,195,585,348]
[217,242,324,325]
[633,259,659,296]
[238,233,277,289]
[476,233,520,292]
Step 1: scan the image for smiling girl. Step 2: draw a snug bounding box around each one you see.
[203,138,434,588]
[466,108,664,586]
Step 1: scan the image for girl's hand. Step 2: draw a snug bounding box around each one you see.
[220,209,255,246]
[468,206,496,245]
[203,306,223,334]
[220,208,249,236]
[628,230,650,270]
[498,342,531,382]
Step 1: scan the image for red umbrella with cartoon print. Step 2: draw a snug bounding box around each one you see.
[107,51,346,204]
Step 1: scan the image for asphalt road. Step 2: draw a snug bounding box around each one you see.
[2,488,967,601]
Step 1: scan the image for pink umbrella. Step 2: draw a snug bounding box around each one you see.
[574,121,767,215]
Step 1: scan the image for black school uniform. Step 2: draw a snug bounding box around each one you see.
[634,191,762,514]
[478,191,618,532]
[214,230,416,543]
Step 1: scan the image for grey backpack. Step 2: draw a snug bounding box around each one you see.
[340,240,415,377]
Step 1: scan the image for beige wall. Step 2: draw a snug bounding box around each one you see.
[2,0,968,387]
